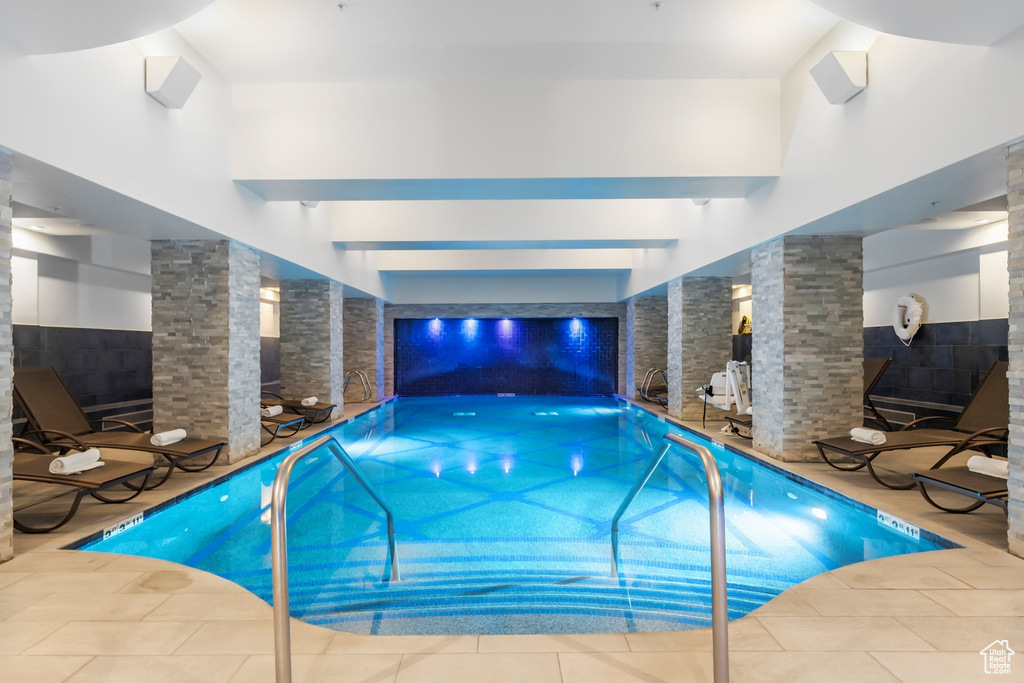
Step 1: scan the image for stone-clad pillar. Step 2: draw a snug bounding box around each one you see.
[629,295,668,399]
[1007,141,1024,558]
[667,277,733,421]
[751,235,862,462]
[280,280,344,411]
[343,296,382,401]
[375,298,385,400]
[0,149,13,561]
[152,240,261,464]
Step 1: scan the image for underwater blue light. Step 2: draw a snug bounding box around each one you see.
[461,318,479,341]
[427,318,443,339]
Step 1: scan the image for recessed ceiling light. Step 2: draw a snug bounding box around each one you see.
[28,225,45,232]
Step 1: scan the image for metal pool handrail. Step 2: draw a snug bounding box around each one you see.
[610,432,730,683]
[271,434,400,683]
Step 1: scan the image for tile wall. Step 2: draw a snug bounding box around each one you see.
[394,317,618,396]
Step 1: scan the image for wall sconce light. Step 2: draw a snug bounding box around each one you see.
[145,56,202,109]
[810,51,867,105]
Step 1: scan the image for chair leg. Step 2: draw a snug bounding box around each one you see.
[916,481,987,513]
[864,456,917,490]
[14,489,89,534]
[92,471,153,503]
[175,447,223,473]
[817,444,868,472]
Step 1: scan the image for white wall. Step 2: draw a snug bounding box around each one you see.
[862,222,1008,326]
[12,229,153,331]
[0,31,386,298]
[625,23,1024,298]
[234,80,781,180]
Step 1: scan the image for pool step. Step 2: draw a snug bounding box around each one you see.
[245,571,779,635]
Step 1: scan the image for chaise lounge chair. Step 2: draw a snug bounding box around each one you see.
[909,464,1009,514]
[261,391,337,426]
[725,357,893,437]
[13,366,227,489]
[812,361,1008,490]
[12,437,155,533]
[260,410,306,445]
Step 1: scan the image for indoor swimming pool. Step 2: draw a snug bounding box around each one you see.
[80,396,953,635]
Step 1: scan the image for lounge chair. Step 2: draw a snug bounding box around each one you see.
[812,361,1008,490]
[909,465,1009,514]
[725,357,892,437]
[260,410,306,445]
[862,357,894,430]
[12,437,154,533]
[13,366,226,489]
[261,391,337,426]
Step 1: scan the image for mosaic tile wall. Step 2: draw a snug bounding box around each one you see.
[394,317,619,396]
[384,302,628,396]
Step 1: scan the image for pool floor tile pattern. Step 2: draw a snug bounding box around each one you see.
[3,401,1024,682]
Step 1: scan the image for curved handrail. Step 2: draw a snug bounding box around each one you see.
[610,432,729,683]
[343,370,374,402]
[639,368,668,406]
[272,434,399,683]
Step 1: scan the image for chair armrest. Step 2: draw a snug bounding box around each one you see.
[12,437,54,455]
[899,415,956,431]
[18,428,91,452]
[95,417,146,433]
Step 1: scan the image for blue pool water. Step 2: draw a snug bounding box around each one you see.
[82,396,950,635]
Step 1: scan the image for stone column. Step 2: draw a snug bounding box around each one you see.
[1007,140,1024,558]
[0,149,13,562]
[375,298,385,400]
[151,240,261,464]
[280,280,344,410]
[626,298,636,399]
[751,235,862,462]
[633,295,668,396]
[666,278,733,421]
[343,296,382,402]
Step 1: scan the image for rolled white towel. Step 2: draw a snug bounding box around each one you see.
[850,427,886,445]
[262,405,283,418]
[49,448,104,475]
[150,428,187,447]
[300,396,318,407]
[967,455,1010,479]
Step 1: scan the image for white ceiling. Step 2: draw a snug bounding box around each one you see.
[176,0,841,82]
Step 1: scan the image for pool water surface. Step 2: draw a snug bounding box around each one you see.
[83,396,950,635]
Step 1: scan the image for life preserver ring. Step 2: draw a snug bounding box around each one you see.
[893,294,923,343]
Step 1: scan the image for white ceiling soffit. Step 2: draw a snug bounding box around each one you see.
[808,0,1024,46]
[177,0,840,82]
[238,177,774,202]
[0,0,214,54]
[376,249,633,273]
[331,199,684,251]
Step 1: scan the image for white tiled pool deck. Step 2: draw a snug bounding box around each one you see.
[3,401,1022,682]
